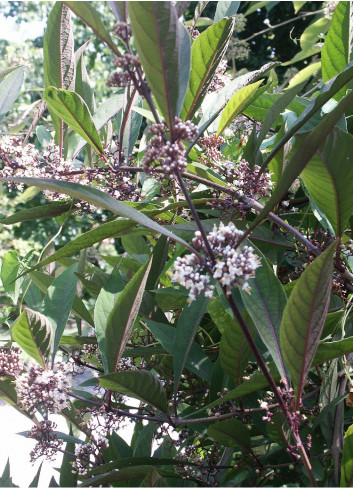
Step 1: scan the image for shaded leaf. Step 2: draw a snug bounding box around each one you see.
[129,1,188,128]
[301,128,353,236]
[100,370,168,414]
[208,419,250,451]
[105,258,152,372]
[181,17,234,121]
[29,461,43,488]
[219,308,255,386]
[59,426,77,487]
[314,337,353,365]
[172,295,209,393]
[44,87,104,154]
[280,242,336,405]
[12,308,52,368]
[43,263,78,360]
[240,243,288,382]
[341,424,353,487]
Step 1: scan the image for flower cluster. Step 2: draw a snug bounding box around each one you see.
[15,362,73,414]
[29,420,63,462]
[172,222,261,301]
[112,22,132,42]
[143,117,198,178]
[208,59,230,93]
[186,26,200,40]
[0,346,22,377]
[199,134,225,162]
[222,159,274,198]
[107,53,140,88]
[71,438,108,476]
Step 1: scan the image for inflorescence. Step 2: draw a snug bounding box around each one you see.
[143,117,198,179]
[172,222,261,301]
[15,362,73,414]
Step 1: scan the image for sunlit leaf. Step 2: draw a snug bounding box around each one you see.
[0,67,24,121]
[341,424,353,487]
[44,87,104,154]
[180,17,234,121]
[214,1,240,21]
[129,1,189,128]
[12,308,53,368]
[321,1,351,101]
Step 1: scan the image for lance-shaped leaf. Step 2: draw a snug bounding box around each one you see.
[43,263,78,361]
[12,308,53,369]
[0,178,195,253]
[321,1,351,101]
[64,1,121,56]
[0,202,73,225]
[100,370,168,414]
[341,424,353,487]
[217,80,264,136]
[214,1,240,21]
[243,87,353,241]
[129,2,188,129]
[240,243,288,383]
[314,338,353,365]
[94,267,125,373]
[208,419,250,451]
[280,241,336,406]
[44,3,75,91]
[301,128,353,237]
[44,87,104,154]
[172,295,209,394]
[75,39,96,114]
[1,250,33,305]
[219,309,255,386]
[181,17,234,121]
[43,3,75,143]
[117,88,143,158]
[71,91,125,159]
[0,67,24,121]
[105,258,152,372]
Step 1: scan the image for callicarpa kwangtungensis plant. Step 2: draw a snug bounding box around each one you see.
[0,1,353,486]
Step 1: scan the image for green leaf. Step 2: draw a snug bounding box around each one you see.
[219,308,255,386]
[0,178,195,255]
[314,338,353,365]
[246,86,353,240]
[72,91,125,159]
[1,251,30,305]
[105,258,152,372]
[286,61,321,90]
[146,319,213,381]
[341,424,353,486]
[64,1,121,56]
[94,267,125,373]
[172,295,209,393]
[280,242,336,406]
[322,1,351,101]
[12,308,53,368]
[129,1,189,128]
[0,67,24,121]
[75,41,96,113]
[59,426,77,487]
[181,17,234,121]
[208,419,251,451]
[29,270,94,326]
[44,3,75,91]
[99,370,168,413]
[29,461,43,488]
[301,128,353,236]
[0,202,73,225]
[214,1,240,21]
[117,90,143,159]
[217,80,264,136]
[262,61,353,170]
[43,263,78,360]
[240,243,288,383]
[44,87,104,154]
